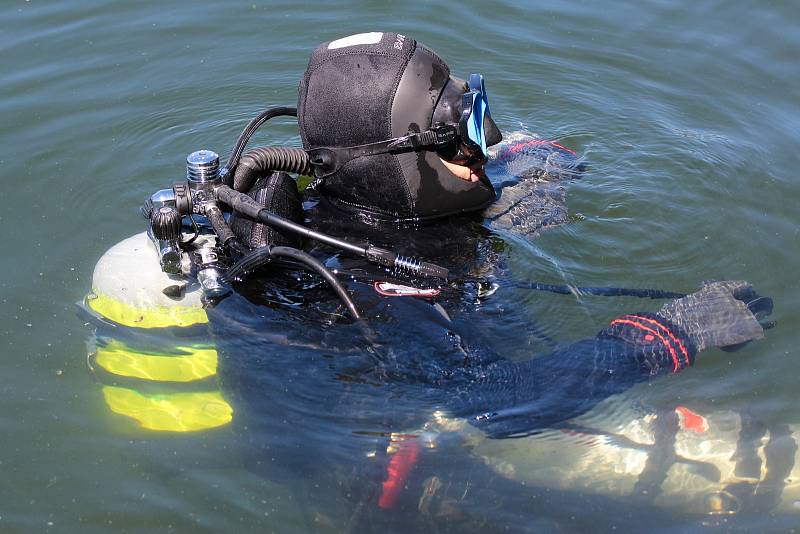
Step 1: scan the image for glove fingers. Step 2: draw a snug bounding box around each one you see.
[659,282,766,352]
[745,296,773,322]
[484,138,584,237]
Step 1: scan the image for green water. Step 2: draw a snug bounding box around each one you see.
[2,0,799,532]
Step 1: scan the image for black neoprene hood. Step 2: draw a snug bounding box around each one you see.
[298,32,498,221]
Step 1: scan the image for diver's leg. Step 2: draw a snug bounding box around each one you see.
[631,409,680,501]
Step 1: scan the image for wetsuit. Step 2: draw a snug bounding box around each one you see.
[213,138,767,442]
[444,312,696,437]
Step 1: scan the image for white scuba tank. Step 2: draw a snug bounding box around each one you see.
[84,232,232,432]
[87,232,206,328]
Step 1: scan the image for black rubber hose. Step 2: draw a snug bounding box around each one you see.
[221,245,361,320]
[217,185,367,256]
[231,146,313,192]
[512,281,685,299]
[216,185,450,279]
[221,106,298,186]
[204,204,249,258]
[472,279,685,299]
[220,246,273,282]
[204,205,235,247]
[270,246,360,320]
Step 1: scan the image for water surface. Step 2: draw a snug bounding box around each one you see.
[2,0,799,531]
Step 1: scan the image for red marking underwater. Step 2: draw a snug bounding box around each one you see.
[675,406,709,433]
[378,438,421,509]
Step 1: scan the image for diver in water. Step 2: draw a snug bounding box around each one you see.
[219,32,772,438]
[83,32,779,522]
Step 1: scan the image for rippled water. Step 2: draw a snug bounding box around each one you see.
[2,0,799,531]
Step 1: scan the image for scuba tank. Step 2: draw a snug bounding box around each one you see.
[83,152,234,432]
[84,231,232,432]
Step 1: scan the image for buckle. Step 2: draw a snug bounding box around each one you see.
[429,123,458,147]
[388,124,458,151]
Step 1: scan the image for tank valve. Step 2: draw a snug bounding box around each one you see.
[143,190,183,275]
[151,206,181,241]
[186,150,221,214]
[148,205,183,274]
[196,244,229,299]
[187,149,220,183]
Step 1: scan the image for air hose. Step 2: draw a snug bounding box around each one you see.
[220,246,274,282]
[508,281,686,299]
[216,185,449,279]
[221,245,361,320]
[204,204,249,258]
[231,146,313,192]
[458,277,686,299]
[221,106,299,185]
[206,200,359,318]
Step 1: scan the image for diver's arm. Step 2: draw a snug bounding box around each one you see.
[454,314,696,438]
[454,281,769,438]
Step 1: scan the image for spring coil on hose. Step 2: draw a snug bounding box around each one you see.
[392,255,422,276]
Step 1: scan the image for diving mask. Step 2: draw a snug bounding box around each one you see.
[433,73,502,167]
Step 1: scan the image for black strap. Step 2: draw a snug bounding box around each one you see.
[306,124,459,178]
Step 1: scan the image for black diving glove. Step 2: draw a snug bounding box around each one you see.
[656,280,772,352]
[483,137,585,237]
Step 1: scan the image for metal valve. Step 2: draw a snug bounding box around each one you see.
[150,205,181,241]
